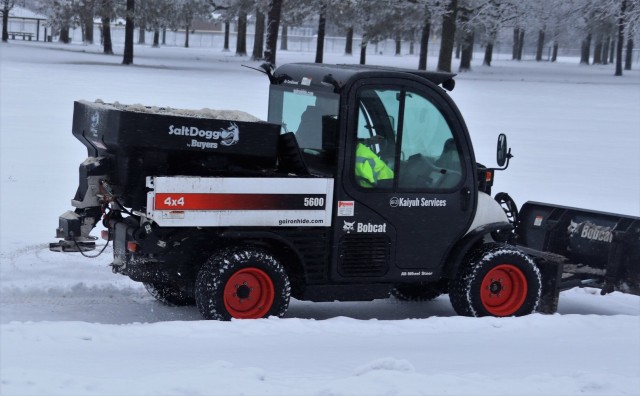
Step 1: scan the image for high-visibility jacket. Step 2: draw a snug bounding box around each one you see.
[355,143,394,187]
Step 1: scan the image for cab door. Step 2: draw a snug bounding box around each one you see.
[334,78,477,281]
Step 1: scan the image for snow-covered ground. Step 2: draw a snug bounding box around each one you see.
[1,41,639,396]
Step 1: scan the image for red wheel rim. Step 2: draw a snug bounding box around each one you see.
[480,264,528,316]
[223,268,275,319]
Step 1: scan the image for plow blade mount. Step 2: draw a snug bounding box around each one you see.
[515,201,640,296]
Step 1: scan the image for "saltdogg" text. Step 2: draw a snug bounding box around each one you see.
[169,125,224,140]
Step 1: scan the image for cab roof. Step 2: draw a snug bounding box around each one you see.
[272,63,456,92]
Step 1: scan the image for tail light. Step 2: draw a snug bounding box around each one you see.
[485,170,494,183]
[127,241,138,252]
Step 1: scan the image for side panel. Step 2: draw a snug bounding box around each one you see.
[146,177,334,227]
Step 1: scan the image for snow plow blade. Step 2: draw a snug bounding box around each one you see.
[515,201,640,301]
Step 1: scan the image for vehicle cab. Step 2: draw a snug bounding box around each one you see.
[267,63,499,286]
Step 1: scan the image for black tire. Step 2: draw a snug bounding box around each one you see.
[143,282,195,306]
[390,280,448,302]
[449,243,541,317]
[195,246,291,320]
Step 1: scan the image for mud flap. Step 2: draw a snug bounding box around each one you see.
[535,259,563,314]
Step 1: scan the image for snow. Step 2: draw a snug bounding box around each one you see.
[1,41,639,396]
[81,99,264,122]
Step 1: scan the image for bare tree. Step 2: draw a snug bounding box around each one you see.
[123,0,135,64]
[315,4,326,63]
[615,0,627,75]
[265,0,283,64]
[1,0,15,43]
[100,0,114,54]
[252,9,265,59]
[437,0,458,72]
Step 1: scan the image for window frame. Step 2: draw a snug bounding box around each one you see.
[349,83,467,193]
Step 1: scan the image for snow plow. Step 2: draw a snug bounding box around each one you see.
[51,63,640,320]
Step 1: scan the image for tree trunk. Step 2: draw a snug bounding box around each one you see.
[625,38,633,70]
[84,18,94,44]
[512,28,519,59]
[580,33,591,64]
[602,36,610,64]
[252,11,265,60]
[360,39,367,65]
[418,19,430,70]
[437,0,458,72]
[184,22,190,48]
[483,41,493,66]
[80,0,95,44]
[615,0,626,76]
[1,2,10,42]
[60,26,70,44]
[395,35,401,56]
[138,26,146,44]
[345,27,354,55]
[516,30,525,60]
[593,33,603,64]
[101,17,113,54]
[609,38,616,63]
[536,29,545,61]
[409,40,414,55]
[236,11,247,56]
[315,8,326,63]
[122,0,135,64]
[280,23,287,50]
[162,28,166,45]
[153,30,159,47]
[264,0,283,64]
[223,21,230,51]
[551,41,558,62]
[459,31,474,72]
[455,40,461,59]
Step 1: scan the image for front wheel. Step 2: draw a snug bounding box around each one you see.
[195,246,291,320]
[449,243,541,317]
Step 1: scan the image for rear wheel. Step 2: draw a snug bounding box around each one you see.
[143,282,195,306]
[449,243,541,317]
[195,246,291,320]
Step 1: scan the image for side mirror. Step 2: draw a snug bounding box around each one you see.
[496,133,510,167]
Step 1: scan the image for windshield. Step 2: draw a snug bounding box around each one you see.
[268,86,340,150]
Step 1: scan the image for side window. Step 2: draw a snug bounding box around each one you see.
[354,89,398,189]
[351,87,462,191]
[398,91,462,190]
[269,89,339,151]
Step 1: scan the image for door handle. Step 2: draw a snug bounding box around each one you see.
[461,187,472,211]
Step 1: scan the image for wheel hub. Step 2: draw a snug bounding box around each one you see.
[488,280,504,295]
[235,283,251,299]
[480,264,528,316]
[223,268,275,319]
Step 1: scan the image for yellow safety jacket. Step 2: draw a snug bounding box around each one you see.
[355,143,394,187]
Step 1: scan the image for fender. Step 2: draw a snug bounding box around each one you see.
[442,222,513,279]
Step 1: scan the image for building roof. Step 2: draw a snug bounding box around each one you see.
[8,6,47,20]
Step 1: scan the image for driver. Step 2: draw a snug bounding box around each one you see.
[355,137,394,187]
